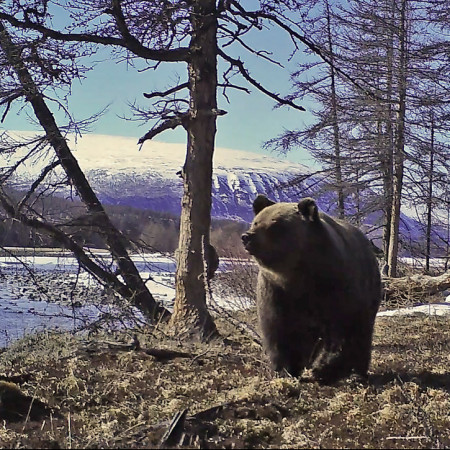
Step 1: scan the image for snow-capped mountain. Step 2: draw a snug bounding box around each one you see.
[6,133,324,222]
[4,132,426,244]
[76,135,322,223]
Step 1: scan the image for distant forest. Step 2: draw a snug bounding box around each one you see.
[0,189,249,257]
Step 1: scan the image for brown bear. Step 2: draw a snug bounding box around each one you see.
[242,194,381,384]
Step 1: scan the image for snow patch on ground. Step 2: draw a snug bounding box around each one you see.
[377,303,450,317]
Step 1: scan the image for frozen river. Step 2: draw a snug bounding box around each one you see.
[0,250,177,347]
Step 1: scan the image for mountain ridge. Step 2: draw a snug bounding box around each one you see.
[4,132,428,248]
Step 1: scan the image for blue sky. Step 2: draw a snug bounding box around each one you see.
[1,10,319,167]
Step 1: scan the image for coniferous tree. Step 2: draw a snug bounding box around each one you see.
[267,0,450,276]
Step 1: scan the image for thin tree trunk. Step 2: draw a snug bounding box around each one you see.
[425,114,435,273]
[169,0,218,339]
[446,204,450,272]
[0,22,165,320]
[382,0,395,263]
[325,1,345,219]
[387,0,408,277]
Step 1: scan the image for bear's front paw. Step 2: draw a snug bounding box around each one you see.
[311,358,353,385]
[270,358,303,378]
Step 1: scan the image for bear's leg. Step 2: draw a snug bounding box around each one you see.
[314,319,375,383]
[343,321,375,379]
[266,336,312,377]
[311,344,353,384]
[265,326,320,377]
[268,348,302,377]
[310,324,355,384]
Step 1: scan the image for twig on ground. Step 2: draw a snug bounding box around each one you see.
[159,408,189,449]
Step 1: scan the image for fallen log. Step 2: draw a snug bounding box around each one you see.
[382,271,450,305]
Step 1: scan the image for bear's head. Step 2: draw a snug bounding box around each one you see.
[242,194,321,270]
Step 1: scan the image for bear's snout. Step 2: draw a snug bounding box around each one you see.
[241,232,256,253]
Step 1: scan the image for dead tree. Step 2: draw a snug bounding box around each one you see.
[383,272,450,305]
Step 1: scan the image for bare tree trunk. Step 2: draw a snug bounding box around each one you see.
[425,114,435,273]
[325,1,345,219]
[382,0,396,264]
[387,0,408,277]
[0,22,165,320]
[169,0,218,339]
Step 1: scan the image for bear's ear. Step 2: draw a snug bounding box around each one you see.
[298,198,319,222]
[253,194,275,215]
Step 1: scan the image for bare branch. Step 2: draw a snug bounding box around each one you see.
[227,2,381,101]
[0,90,25,122]
[17,159,61,211]
[219,25,283,68]
[143,82,189,99]
[138,115,187,145]
[218,80,251,103]
[218,82,250,94]
[138,108,227,145]
[0,11,189,62]
[218,49,305,111]
[0,136,48,183]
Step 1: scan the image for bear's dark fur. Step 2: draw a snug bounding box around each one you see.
[242,195,381,384]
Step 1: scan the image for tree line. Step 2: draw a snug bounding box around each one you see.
[265,0,450,276]
[0,189,248,256]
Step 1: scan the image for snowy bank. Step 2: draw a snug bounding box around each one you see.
[377,302,450,317]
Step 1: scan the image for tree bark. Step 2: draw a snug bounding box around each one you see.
[325,1,345,220]
[169,0,218,339]
[387,0,408,277]
[382,0,396,263]
[425,114,435,273]
[0,22,166,320]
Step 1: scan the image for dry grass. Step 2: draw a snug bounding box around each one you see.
[0,311,448,449]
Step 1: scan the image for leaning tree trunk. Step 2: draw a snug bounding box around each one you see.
[169,0,218,339]
[0,22,165,320]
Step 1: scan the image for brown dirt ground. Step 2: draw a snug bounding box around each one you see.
[0,312,448,449]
